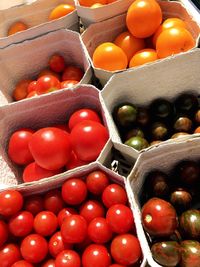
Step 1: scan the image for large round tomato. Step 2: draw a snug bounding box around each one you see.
[9,211,34,237]
[11,260,34,267]
[29,127,72,170]
[0,243,21,267]
[0,190,23,217]
[62,66,84,82]
[55,250,81,267]
[36,75,61,94]
[70,120,109,162]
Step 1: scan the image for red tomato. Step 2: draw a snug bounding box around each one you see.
[102,184,128,208]
[111,234,142,265]
[106,204,134,234]
[55,250,81,267]
[86,171,110,195]
[82,244,111,267]
[8,129,34,165]
[9,211,33,237]
[88,217,112,244]
[29,127,72,170]
[65,151,87,170]
[49,54,65,73]
[109,265,125,267]
[26,90,38,98]
[0,190,23,217]
[70,120,109,162]
[61,80,79,89]
[58,208,78,227]
[27,81,37,93]
[36,75,61,95]
[11,260,34,267]
[80,200,105,223]
[62,66,84,82]
[0,243,21,267]
[69,109,101,130]
[61,178,87,205]
[42,259,55,267]
[34,211,58,236]
[49,231,72,258]
[24,195,44,215]
[0,221,8,247]
[61,214,87,243]
[44,189,64,214]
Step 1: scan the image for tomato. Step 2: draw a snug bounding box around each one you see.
[20,234,48,263]
[141,197,178,236]
[36,75,61,94]
[0,190,23,217]
[49,54,65,73]
[29,127,72,170]
[75,236,92,253]
[9,211,33,237]
[34,211,58,236]
[62,66,84,82]
[58,208,78,227]
[26,90,38,98]
[8,21,28,36]
[42,259,55,267]
[38,69,61,81]
[13,79,32,101]
[0,243,21,267]
[11,260,34,267]
[62,178,87,205]
[106,204,134,234]
[126,0,162,38]
[80,0,106,7]
[24,195,44,215]
[109,265,125,267]
[194,126,200,133]
[49,231,72,258]
[70,120,109,162]
[61,214,87,243]
[82,244,111,267]
[27,81,38,93]
[69,108,101,130]
[129,49,158,67]
[44,189,64,214]
[0,221,8,247]
[8,128,34,165]
[88,217,112,244]
[102,184,128,208]
[111,234,142,265]
[86,170,109,195]
[80,200,105,223]
[65,150,87,170]
[55,250,81,267]
[48,4,75,20]
[61,80,79,89]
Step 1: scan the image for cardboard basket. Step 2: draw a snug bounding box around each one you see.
[0,0,79,48]
[82,0,200,86]
[0,29,92,106]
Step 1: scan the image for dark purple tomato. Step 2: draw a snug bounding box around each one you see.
[170,188,192,213]
[180,209,200,239]
[180,240,200,267]
[175,160,200,186]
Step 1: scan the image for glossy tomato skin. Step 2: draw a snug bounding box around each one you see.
[62,66,84,82]
[61,80,79,89]
[49,54,65,73]
[36,75,61,94]
[70,120,109,162]
[65,151,87,170]
[29,127,72,170]
[11,260,34,267]
[8,129,34,165]
[180,240,200,267]
[24,195,44,215]
[86,171,109,195]
[49,231,72,258]
[55,250,81,267]
[80,200,105,223]
[88,217,112,244]
[102,184,128,208]
[34,211,58,236]
[0,243,21,267]
[44,189,64,214]
[42,259,55,267]
[0,190,23,217]
[58,208,78,227]
[0,221,8,247]
[27,81,37,93]
[9,211,34,237]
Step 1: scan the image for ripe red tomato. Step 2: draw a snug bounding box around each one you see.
[49,231,72,258]
[36,75,61,94]
[61,178,87,205]
[20,234,48,263]
[106,204,134,234]
[0,221,8,247]
[70,120,109,162]
[42,259,55,267]
[65,151,87,170]
[26,90,38,98]
[34,211,58,236]
[27,81,37,93]
[111,234,142,265]
[49,54,65,73]
[88,217,112,244]
[62,66,84,82]
[24,195,44,215]
[58,208,77,227]
[11,260,34,267]
[102,184,128,208]
[0,243,21,267]
[9,211,33,237]
[8,129,34,165]
[44,189,64,214]
[29,127,72,170]
[80,200,105,223]
[68,109,101,130]
[55,250,81,267]
[0,190,23,217]
[82,244,111,267]
[86,171,109,195]
[61,80,79,89]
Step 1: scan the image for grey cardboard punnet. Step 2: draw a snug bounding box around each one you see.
[82,0,200,85]
[0,0,79,48]
[0,0,25,10]
[0,29,92,106]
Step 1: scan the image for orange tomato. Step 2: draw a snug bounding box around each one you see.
[129,48,158,68]
[114,31,145,61]
[38,69,61,81]
[26,91,38,98]
[13,79,32,101]
[126,0,162,38]
[92,42,128,71]
[79,0,107,7]
[8,21,28,36]
[90,3,104,8]
[194,127,200,134]
[156,27,195,58]
[48,4,75,20]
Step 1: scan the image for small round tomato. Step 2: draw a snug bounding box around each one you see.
[0,221,8,247]
[129,49,158,68]
[8,128,34,165]
[38,69,61,80]
[88,217,112,244]
[106,204,134,234]
[20,234,48,264]
[42,259,55,267]
[70,120,109,162]
[82,244,111,267]
[11,260,34,267]
[58,208,78,227]
[0,190,23,217]
[27,81,38,93]
[61,80,79,89]
[34,211,58,236]
[49,54,65,73]
[86,170,109,195]
[36,75,61,95]
[61,215,87,243]
[49,4,75,20]
[13,79,32,101]
[194,126,200,133]
[69,109,101,130]
[62,66,84,82]
[62,178,87,205]
[102,184,128,208]
[49,231,72,258]
[65,151,87,170]
[44,189,64,214]
[55,250,81,267]
[29,127,72,170]
[9,211,33,237]
[80,200,105,223]
[0,243,21,267]
[24,195,44,215]
[26,90,38,98]
[8,21,28,36]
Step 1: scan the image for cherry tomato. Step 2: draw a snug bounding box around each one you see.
[24,195,44,215]
[70,120,109,162]
[0,243,21,267]
[44,189,64,214]
[61,214,87,243]
[55,250,81,267]
[86,171,109,195]
[36,75,61,94]
[106,204,134,234]
[62,178,87,205]
[42,259,55,267]
[49,231,72,258]
[82,244,111,267]
[65,151,87,170]
[88,217,112,244]
[34,211,58,236]
[0,221,8,247]
[48,4,75,20]
[80,200,105,223]
[0,190,23,217]
[20,234,48,263]
[62,66,84,82]
[38,69,61,81]
[9,211,33,237]
[111,234,142,265]
[102,184,128,208]
[61,80,79,89]
[8,21,28,36]
[26,90,38,98]
[8,129,34,165]
[11,260,34,267]
[58,208,78,227]
[29,127,72,170]
[13,79,32,101]
[27,81,38,93]
[49,54,65,73]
